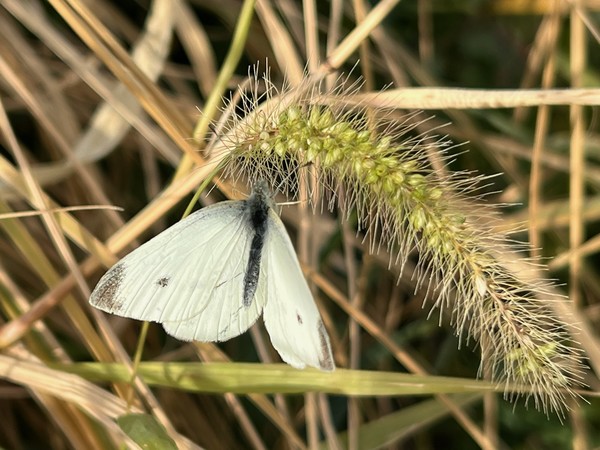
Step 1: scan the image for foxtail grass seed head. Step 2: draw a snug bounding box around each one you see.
[219,69,584,414]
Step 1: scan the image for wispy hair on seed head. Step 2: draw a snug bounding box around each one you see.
[219,65,585,414]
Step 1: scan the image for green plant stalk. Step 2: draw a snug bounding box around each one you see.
[190,0,257,146]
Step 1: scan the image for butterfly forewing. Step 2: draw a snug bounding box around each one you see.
[90,201,267,341]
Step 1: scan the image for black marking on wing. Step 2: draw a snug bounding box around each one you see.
[242,185,271,307]
[317,320,335,371]
[90,263,126,312]
[296,313,303,324]
[156,276,170,287]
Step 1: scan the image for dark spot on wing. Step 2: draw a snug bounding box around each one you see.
[90,263,126,312]
[296,313,303,324]
[317,320,335,371]
[156,276,170,287]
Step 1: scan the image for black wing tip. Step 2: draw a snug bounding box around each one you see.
[317,320,335,372]
[318,359,336,372]
[89,263,126,312]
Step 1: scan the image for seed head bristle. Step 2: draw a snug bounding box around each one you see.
[219,67,585,414]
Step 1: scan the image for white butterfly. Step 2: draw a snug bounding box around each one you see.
[90,180,335,371]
